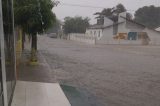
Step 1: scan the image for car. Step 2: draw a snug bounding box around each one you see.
[48,33,57,38]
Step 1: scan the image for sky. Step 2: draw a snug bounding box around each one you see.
[53,0,160,24]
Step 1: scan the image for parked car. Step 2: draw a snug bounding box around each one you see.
[48,33,57,38]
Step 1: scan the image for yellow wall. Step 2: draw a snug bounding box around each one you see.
[16,28,22,66]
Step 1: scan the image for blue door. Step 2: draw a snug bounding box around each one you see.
[128,32,138,40]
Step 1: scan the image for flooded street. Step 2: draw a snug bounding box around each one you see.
[38,36,160,106]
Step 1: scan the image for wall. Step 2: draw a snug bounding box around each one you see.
[118,12,126,23]
[118,23,130,33]
[86,29,103,39]
[126,21,145,32]
[69,33,96,44]
[143,28,160,45]
[104,17,113,26]
[96,26,142,45]
[96,26,114,44]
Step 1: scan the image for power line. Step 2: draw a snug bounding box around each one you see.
[60,3,105,9]
[59,3,136,12]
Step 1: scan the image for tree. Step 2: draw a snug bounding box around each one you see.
[46,19,61,34]
[134,5,160,28]
[94,3,132,23]
[63,16,90,34]
[14,0,56,62]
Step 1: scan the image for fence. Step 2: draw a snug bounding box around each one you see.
[68,33,96,44]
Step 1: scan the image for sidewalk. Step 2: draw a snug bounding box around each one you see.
[17,36,56,83]
[17,49,56,83]
[14,39,71,106]
[11,81,71,106]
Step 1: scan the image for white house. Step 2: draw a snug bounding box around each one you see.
[86,17,113,40]
[86,12,160,45]
[117,12,160,45]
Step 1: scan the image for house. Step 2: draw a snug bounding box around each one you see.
[86,12,160,45]
[86,17,113,40]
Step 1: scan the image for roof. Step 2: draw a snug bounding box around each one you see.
[120,16,160,34]
[88,24,106,29]
[87,22,124,30]
[87,16,160,34]
[120,16,146,28]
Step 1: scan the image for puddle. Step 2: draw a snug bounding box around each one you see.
[60,85,104,106]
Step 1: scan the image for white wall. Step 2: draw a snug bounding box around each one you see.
[143,28,160,45]
[118,23,130,33]
[126,21,145,32]
[96,26,115,44]
[118,21,145,34]
[86,29,103,39]
[69,33,96,44]
[104,17,113,26]
[118,12,127,23]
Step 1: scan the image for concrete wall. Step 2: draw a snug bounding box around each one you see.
[143,28,160,45]
[118,23,129,33]
[126,21,145,32]
[69,33,95,44]
[118,12,126,23]
[96,26,114,44]
[96,26,142,45]
[86,29,103,40]
[96,23,147,45]
[118,21,145,34]
[104,17,113,26]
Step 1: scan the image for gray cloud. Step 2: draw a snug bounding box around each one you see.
[53,0,160,24]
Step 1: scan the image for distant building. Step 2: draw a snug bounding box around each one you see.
[86,12,160,45]
[86,17,114,40]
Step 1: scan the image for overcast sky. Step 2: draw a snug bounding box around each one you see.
[53,0,160,24]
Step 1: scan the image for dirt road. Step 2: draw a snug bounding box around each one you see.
[38,36,160,106]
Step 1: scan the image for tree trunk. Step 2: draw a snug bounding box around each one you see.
[31,33,37,51]
[30,33,37,62]
[22,31,25,50]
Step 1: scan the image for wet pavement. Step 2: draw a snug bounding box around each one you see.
[18,35,160,106]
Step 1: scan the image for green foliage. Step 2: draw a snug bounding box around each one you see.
[63,16,90,34]
[134,5,160,28]
[14,0,56,34]
[94,3,132,23]
[114,3,126,14]
[46,19,61,34]
[2,0,13,34]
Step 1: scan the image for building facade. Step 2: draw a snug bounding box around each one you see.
[86,12,160,45]
[0,0,16,106]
